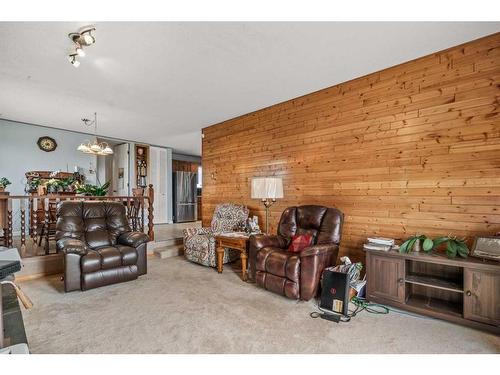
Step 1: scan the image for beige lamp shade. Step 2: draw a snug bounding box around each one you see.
[251,177,284,199]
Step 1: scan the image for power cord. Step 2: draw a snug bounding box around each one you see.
[310,296,389,323]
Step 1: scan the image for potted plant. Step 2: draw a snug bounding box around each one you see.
[75,181,110,197]
[27,177,41,193]
[399,234,426,253]
[45,178,59,194]
[399,234,469,258]
[0,177,11,192]
[423,236,469,258]
[60,177,75,193]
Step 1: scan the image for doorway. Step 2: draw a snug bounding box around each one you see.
[95,138,131,197]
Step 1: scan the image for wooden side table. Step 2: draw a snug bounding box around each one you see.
[215,234,250,281]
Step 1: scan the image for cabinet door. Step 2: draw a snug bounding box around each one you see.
[367,253,405,303]
[464,269,500,326]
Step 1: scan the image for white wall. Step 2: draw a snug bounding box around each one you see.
[0,119,97,195]
[149,146,173,224]
[0,119,175,229]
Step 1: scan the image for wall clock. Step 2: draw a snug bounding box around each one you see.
[37,136,57,152]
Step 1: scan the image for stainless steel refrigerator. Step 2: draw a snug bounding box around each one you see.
[173,171,197,223]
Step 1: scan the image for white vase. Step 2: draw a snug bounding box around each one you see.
[413,239,421,252]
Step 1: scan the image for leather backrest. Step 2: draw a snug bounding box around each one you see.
[277,205,343,245]
[56,201,131,248]
[210,203,249,233]
[55,201,84,241]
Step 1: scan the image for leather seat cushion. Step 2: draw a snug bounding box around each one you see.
[256,247,300,283]
[82,265,138,291]
[97,246,122,269]
[116,245,138,266]
[81,250,101,273]
[81,245,138,273]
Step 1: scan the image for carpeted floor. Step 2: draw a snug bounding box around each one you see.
[19,257,500,354]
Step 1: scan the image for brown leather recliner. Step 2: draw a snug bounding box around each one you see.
[55,201,149,292]
[249,205,343,301]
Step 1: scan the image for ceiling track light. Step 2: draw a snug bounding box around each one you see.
[75,44,86,57]
[67,27,95,66]
[68,27,96,46]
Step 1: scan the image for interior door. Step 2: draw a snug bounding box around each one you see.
[150,146,168,224]
[464,269,500,326]
[366,253,405,304]
[113,143,130,196]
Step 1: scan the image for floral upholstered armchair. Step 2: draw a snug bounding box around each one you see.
[183,203,249,267]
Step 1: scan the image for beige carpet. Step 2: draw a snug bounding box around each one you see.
[19,257,500,354]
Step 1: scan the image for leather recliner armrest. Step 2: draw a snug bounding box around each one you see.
[299,243,340,301]
[56,238,88,255]
[249,234,288,251]
[248,234,288,282]
[118,231,150,248]
[299,244,339,258]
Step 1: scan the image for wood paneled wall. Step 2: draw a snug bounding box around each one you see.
[202,33,500,262]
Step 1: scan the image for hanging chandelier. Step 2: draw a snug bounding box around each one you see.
[77,112,114,156]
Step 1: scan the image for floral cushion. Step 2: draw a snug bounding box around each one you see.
[210,203,249,233]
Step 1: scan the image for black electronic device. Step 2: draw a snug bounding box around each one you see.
[320,270,350,315]
[0,260,21,280]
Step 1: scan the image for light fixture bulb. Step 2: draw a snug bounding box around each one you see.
[82,33,95,45]
[90,143,101,152]
[76,47,85,57]
[102,146,114,155]
[69,55,80,67]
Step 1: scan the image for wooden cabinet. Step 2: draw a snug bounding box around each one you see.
[367,254,405,303]
[135,144,150,188]
[464,269,500,326]
[366,250,500,334]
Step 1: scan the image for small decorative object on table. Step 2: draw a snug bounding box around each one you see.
[247,216,260,233]
[471,236,500,261]
[363,237,395,252]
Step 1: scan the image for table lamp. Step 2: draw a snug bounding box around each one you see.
[251,177,284,233]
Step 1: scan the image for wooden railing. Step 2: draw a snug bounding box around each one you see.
[0,184,154,257]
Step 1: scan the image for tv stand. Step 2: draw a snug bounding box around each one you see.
[365,250,500,334]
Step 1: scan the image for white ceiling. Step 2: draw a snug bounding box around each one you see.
[0,22,498,155]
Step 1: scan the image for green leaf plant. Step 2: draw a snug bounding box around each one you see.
[75,181,111,197]
[399,234,469,259]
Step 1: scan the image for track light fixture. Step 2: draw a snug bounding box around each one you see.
[68,54,80,68]
[68,28,96,46]
[67,27,95,66]
[75,45,86,57]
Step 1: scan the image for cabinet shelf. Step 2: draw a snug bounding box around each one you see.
[405,274,463,294]
[406,294,462,317]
